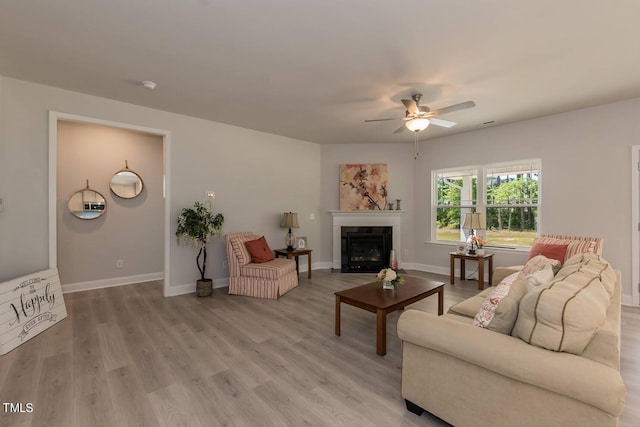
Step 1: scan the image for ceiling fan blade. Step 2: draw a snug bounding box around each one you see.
[430,117,457,128]
[393,124,407,134]
[430,100,476,116]
[401,99,419,114]
[365,117,402,122]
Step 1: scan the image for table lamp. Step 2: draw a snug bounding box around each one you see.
[280,212,299,251]
[462,212,485,255]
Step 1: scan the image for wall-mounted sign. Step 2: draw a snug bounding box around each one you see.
[0,268,67,355]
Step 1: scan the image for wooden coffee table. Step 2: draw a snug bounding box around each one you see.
[335,276,445,356]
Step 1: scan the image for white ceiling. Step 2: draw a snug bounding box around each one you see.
[1,1,639,145]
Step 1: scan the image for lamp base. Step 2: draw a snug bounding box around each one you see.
[467,249,476,255]
[286,245,295,252]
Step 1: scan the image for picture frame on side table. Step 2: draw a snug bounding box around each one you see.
[297,236,307,249]
[456,243,467,255]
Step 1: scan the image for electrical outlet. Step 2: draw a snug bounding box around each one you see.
[0,197,4,212]
[116,259,124,269]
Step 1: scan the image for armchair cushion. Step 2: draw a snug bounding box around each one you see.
[245,236,275,263]
[229,235,257,266]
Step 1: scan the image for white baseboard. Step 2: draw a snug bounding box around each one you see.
[622,293,634,306]
[62,272,164,294]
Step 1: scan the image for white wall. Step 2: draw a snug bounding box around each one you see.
[57,121,164,286]
[0,76,322,296]
[412,97,640,302]
[319,143,416,268]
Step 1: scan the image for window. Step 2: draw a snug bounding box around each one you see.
[433,160,540,247]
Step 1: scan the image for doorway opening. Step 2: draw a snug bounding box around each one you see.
[48,112,171,296]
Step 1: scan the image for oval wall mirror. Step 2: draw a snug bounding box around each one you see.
[68,180,107,220]
[110,160,144,199]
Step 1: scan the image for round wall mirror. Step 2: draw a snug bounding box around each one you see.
[110,161,144,199]
[68,182,107,220]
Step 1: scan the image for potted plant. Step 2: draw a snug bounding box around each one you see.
[176,201,224,296]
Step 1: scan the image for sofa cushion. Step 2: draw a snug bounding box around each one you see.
[527,242,568,264]
[245,236,275,263]
[512,253,616,354]
[472,272,528,334]
[448,287,493,318]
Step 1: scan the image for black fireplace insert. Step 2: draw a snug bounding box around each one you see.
[341,226,392,273]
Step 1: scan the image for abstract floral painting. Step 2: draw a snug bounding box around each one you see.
[339,164,388,210]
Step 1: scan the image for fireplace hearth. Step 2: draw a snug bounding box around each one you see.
[341,226,392,273]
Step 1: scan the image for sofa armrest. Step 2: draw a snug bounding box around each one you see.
[397,310,625,416]
[492,265,523,285]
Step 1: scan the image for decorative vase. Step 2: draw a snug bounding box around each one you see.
[389,249,398,270]
[388,202,394,210]
[476,248,485,256]
[196,279,213,297]
[382,280,395,290]
[396,199,401,210]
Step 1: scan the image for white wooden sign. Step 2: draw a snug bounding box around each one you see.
[0,268,67,355]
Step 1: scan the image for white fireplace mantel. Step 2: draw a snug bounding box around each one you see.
[330,210,405,270]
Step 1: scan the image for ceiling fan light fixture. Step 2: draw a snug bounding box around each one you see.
[405,118,430,132]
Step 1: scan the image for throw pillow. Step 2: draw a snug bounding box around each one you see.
[512,253,616,354]
[527,242,569,264]
[245,236,275,263]
[525,266,555,292]
[473,272,528,334]
[520,254,561,277]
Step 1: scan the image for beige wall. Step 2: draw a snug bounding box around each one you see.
[57,121,164,285]
[411,98,640,302]
[0,76,322,296]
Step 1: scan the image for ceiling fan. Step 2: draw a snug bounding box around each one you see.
[365,94,476,134]
[365,94,476,158]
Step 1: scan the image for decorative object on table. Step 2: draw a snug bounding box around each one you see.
[68,179,107,220]
[456,243,468,255]
[388,202,394,210]
[339,163,388,210]
[110,160,144,199]
[396,199,401,210]
[472,236,488,255]
[462,211,485,255]
[176,198,224,297]
[389,249,398,270]
[296,236,307,249]
[377,267,404,290]
[280,212,299,251]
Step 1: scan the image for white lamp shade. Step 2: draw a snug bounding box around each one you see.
[462,212,485,230]
[405,118,430,132]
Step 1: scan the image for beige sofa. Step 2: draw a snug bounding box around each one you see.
[397,254,625,427]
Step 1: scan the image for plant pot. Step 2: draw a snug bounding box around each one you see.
[196,279,213,297]
[476,248,486,256]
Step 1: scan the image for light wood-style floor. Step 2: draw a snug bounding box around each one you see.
[1,269,639,427]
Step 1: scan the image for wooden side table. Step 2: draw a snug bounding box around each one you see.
[275,248,312,279]
[449,252,494,290]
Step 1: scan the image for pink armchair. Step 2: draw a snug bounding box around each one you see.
[225,232,298,299]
